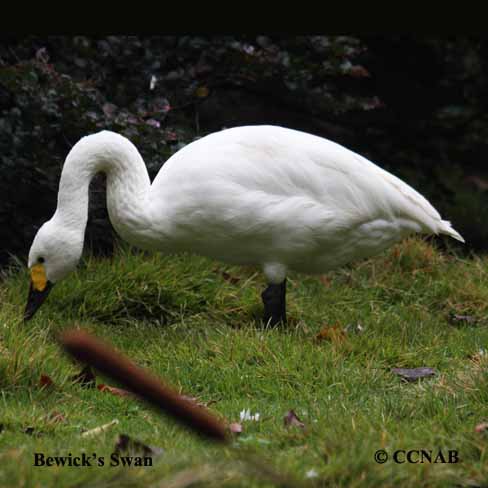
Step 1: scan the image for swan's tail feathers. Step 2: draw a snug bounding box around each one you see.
[439,220,465,243]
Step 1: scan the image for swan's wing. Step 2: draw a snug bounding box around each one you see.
[152,126,463,246]
[343,151,463,242]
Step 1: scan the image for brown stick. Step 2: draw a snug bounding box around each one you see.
[60,329,229,443]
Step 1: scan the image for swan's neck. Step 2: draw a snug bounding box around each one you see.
[54,131,164,250]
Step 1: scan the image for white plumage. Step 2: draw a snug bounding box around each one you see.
[25,125,463,323]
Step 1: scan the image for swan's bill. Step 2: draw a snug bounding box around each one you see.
[24,265,53,321]
[30,263,48,291]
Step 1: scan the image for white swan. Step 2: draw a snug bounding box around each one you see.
[24,125,464,324]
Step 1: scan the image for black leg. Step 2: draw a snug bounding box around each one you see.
[261,278,287,326]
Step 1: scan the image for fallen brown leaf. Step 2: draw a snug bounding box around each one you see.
[284,410,305,429]
[315,325,346,343]
[39,374,54,389]
[392,367,437,382]
[449,313,478,326]
[97,383,133,398]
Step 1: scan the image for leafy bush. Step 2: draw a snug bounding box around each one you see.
[1,36,487,268]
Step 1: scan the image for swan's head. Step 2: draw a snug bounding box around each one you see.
[24,218,83,321]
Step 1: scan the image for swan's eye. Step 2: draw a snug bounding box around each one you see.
[37,257,45,264]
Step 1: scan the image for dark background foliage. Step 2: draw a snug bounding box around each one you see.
[1,36,487,268]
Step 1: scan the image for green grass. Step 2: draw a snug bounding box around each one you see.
[0,237,487,487]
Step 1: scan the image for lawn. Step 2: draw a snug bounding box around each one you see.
[0,238,487,487]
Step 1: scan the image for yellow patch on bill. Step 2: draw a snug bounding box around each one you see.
[31,263,47,291]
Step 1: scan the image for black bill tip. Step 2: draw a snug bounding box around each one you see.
[24,281,54,321]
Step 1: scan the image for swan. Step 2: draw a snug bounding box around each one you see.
[24,125,464,324]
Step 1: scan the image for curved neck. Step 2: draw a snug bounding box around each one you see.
[54,131,159,249]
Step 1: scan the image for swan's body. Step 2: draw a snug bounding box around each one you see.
[25,125,463,323]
